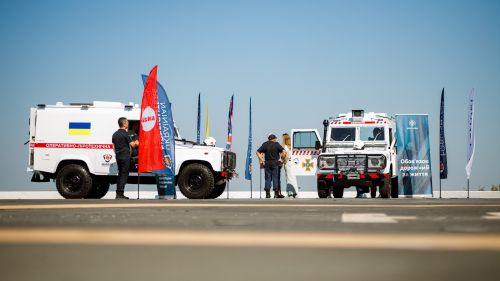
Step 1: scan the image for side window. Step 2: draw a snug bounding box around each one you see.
[293,131,319,149]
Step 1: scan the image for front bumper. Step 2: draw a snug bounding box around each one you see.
[317,172,389,181]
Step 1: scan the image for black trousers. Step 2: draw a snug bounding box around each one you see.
[116,157,130,194]
[264,165,281,192]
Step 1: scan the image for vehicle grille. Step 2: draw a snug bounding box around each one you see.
[336,155,367,173]
[223,151,237,170]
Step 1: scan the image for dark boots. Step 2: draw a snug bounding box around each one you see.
[274,190,285,198]
[266,190,271,198]
[116,192,129,200]
[265,190,284,198]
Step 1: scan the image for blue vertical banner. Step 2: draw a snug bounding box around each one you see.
[196,93,201,144]
[395,115,433,196]
[226,95,234,150]
[245,97,252,181]
[439,88,448,179]
[142,75,176,198]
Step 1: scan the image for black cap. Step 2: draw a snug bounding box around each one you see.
[268,134,277,140]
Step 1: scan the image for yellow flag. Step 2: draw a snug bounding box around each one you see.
[205,103,210,138]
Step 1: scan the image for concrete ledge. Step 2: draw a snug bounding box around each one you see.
[0,191,499,200]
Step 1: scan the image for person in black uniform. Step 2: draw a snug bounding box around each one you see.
[112,117,139,199]
[256,134,286,198]
[128,122,139,171]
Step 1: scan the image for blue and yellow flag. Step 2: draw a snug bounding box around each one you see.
[68,122,91,135]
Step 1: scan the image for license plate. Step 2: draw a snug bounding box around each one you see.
[347,174,360,180]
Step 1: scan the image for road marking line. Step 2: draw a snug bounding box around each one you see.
[390,216,418,220]
[0,228,500,251]
[482,212,500,220]
[1,203,500,210]
[342,213,398,223]
[341,213,418,223]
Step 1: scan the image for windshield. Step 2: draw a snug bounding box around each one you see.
[331,128,355,141]
[360,127,385,141]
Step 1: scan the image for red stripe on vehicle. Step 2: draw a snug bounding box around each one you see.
[32,143,113,149]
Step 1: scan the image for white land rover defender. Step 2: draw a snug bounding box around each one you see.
[316,110,398,198]
[27,101,236,199]
[287,110,398,198]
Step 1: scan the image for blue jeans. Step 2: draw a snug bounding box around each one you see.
[264,166,281,191]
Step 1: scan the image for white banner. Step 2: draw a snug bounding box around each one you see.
[466,89,475,179]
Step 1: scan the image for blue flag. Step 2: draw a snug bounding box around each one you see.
[439,88,448,179]
[142,75,176,197]
[245,97,252,181]
[197,93,201,144]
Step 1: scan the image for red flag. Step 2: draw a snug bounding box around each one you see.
[138,65,164,173]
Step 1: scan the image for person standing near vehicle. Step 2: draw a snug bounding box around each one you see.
[256,134,286,198]
[128,122,139,171]
[112,117,139,199]
[282,133,298,198]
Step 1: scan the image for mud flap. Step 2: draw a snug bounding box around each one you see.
[391,176,399,198]
[31,172,50,182]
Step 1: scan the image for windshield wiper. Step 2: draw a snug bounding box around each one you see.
[342,135,351,141]
[373,131,382,141]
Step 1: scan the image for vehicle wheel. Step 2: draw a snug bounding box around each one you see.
[86,180,110,199]
[370,186,377,198]
[178,163,214,199]
[332,186,344,198]
[56,164,93,199]
[379,176,391,199]
[208,182,226,199]
[317,180,330,198]
[391,177,399,198]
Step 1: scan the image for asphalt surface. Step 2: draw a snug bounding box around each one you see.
[1,198,500,281]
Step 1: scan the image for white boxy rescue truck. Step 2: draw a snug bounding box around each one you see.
[27,101,236,199]
[290,110,398,198]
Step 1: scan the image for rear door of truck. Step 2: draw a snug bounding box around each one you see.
[27,107,37,170]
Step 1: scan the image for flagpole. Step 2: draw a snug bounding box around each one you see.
[439,179,442,199]
[259,167,262,199]
[467,179,470,199]
[227,176,230,199]
[250,176,253,199]
[137,173,140,200]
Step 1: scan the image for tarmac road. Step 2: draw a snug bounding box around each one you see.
[1,198,500,281]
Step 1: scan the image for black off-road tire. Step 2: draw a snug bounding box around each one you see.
[379,176,391,199]
[178,163,214,199]
[86,180,110,199]
[56,164,93,199]
[332,186,344,198]
[317,181,330,198]
[208,182,226,199]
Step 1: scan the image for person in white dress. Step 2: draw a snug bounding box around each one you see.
[282,133,299,198]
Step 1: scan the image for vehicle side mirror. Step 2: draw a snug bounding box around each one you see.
[315,140,322,150]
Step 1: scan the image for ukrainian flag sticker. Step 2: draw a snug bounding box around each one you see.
[68,122,91,136]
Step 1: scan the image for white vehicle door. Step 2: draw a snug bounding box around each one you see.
[290,129,321,176]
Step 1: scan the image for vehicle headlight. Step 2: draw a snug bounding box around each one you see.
[368,155,386,171]
[318,156,335,170]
